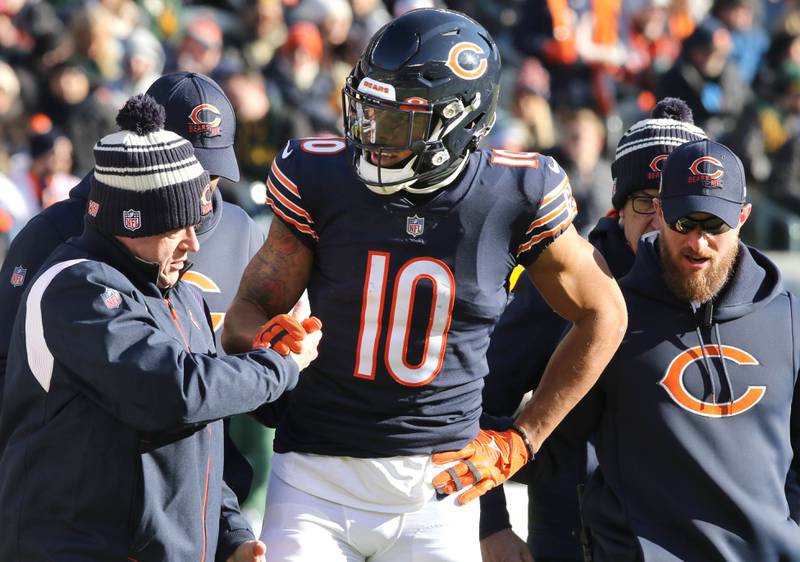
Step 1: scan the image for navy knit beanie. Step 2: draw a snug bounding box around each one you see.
[610,98,707,210]
[86,94,211,238]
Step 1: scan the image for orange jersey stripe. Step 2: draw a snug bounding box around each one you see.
[267,196,319,241]
[526,198,570,234]
[540,177,570,208]
[516,205,576,256]
[490,156,539,168]
[270,161,301,197]
[267,177,314,224]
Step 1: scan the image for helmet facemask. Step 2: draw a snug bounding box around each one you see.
[343,79,492,195]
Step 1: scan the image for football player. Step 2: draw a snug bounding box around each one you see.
[223,8,626,561]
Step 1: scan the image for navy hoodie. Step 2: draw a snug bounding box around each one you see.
[480,216,633,558]
[538,231,800,561]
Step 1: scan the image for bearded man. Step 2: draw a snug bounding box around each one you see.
[522,139,800,562]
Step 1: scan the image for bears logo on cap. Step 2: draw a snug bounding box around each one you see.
[445,42,488,80]
[688,156,724,187]
[648,154,668,180]
[200,184,213,216]
[188,103,222,137]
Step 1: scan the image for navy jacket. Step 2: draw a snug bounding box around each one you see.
[0,225,299,561]
[480,216,632,558]
[0,176,264,503]
[536,232,800,561]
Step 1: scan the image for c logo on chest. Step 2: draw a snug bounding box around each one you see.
[182,271,225,332]
[659,345,763,418]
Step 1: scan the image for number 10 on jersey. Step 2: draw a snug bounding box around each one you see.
[354,251,456,386]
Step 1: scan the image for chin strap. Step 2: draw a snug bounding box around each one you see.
[400,156,470,194]
[360,154,470,195]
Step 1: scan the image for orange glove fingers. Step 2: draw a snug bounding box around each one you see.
[270,340,291,356]
[269,314,306,339]
[268,333,305,356]
[457,477,496,505]
[252,314,307,352]
[286,337,304,354]
[253,324,282,347]
[432,459,484,493]
[301,316,323,333]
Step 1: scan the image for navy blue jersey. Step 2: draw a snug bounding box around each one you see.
[266,139,576,456]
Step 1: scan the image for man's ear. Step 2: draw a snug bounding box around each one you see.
[738,203,753,227]
[653,197,665,229]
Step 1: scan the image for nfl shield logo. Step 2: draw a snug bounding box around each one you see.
[10,266,26,287]
[406,214,425,237]
[101,288,122,309]
[123,209,141,231]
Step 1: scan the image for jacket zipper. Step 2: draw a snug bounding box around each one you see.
[165,297,191,351]
[166,296,211,562]
[200,427,211,562]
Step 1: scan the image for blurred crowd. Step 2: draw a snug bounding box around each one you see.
[0,0,799,260]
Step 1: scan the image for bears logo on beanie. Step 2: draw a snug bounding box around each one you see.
[87,94,211,238]
[611,98,707,210]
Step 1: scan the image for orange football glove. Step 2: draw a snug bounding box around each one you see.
[432,427,532,505]
[251,314,323,356]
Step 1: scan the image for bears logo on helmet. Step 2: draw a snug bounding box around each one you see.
[342,8,501,195]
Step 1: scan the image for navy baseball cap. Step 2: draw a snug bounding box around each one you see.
[659,139,746,228]
[146,72,240,182]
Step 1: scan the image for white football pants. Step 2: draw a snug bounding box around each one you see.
[260,472,481,562]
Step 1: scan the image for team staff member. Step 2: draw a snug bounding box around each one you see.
[0,95,321,562]
[479,98,707,562]
[0,72,262,505]
[223,9,626,561]
[525,139,800,561]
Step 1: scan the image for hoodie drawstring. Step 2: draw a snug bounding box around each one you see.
[713,322,734,404]
[692,301,718,404]
[691,300,733,406]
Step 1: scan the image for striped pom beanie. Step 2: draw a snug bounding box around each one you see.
[610,97,707,210]
[87,94,211,238]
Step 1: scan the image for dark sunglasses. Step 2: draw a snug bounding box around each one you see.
[668,216,732,235]
[628,196,655,215]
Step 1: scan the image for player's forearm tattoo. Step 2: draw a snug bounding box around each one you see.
[240,219,311,317]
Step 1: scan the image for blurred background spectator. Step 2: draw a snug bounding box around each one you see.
[2,113,78,236]
[264,20,338,134]
[550,107,612,235]
[170,14,226,79]
[710,0,768,86]
[657,17,748,139]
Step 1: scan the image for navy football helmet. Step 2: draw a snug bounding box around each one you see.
[343,8,501,195]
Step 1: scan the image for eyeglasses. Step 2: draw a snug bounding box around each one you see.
[668,216,732,235]
[628,196,655,215]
